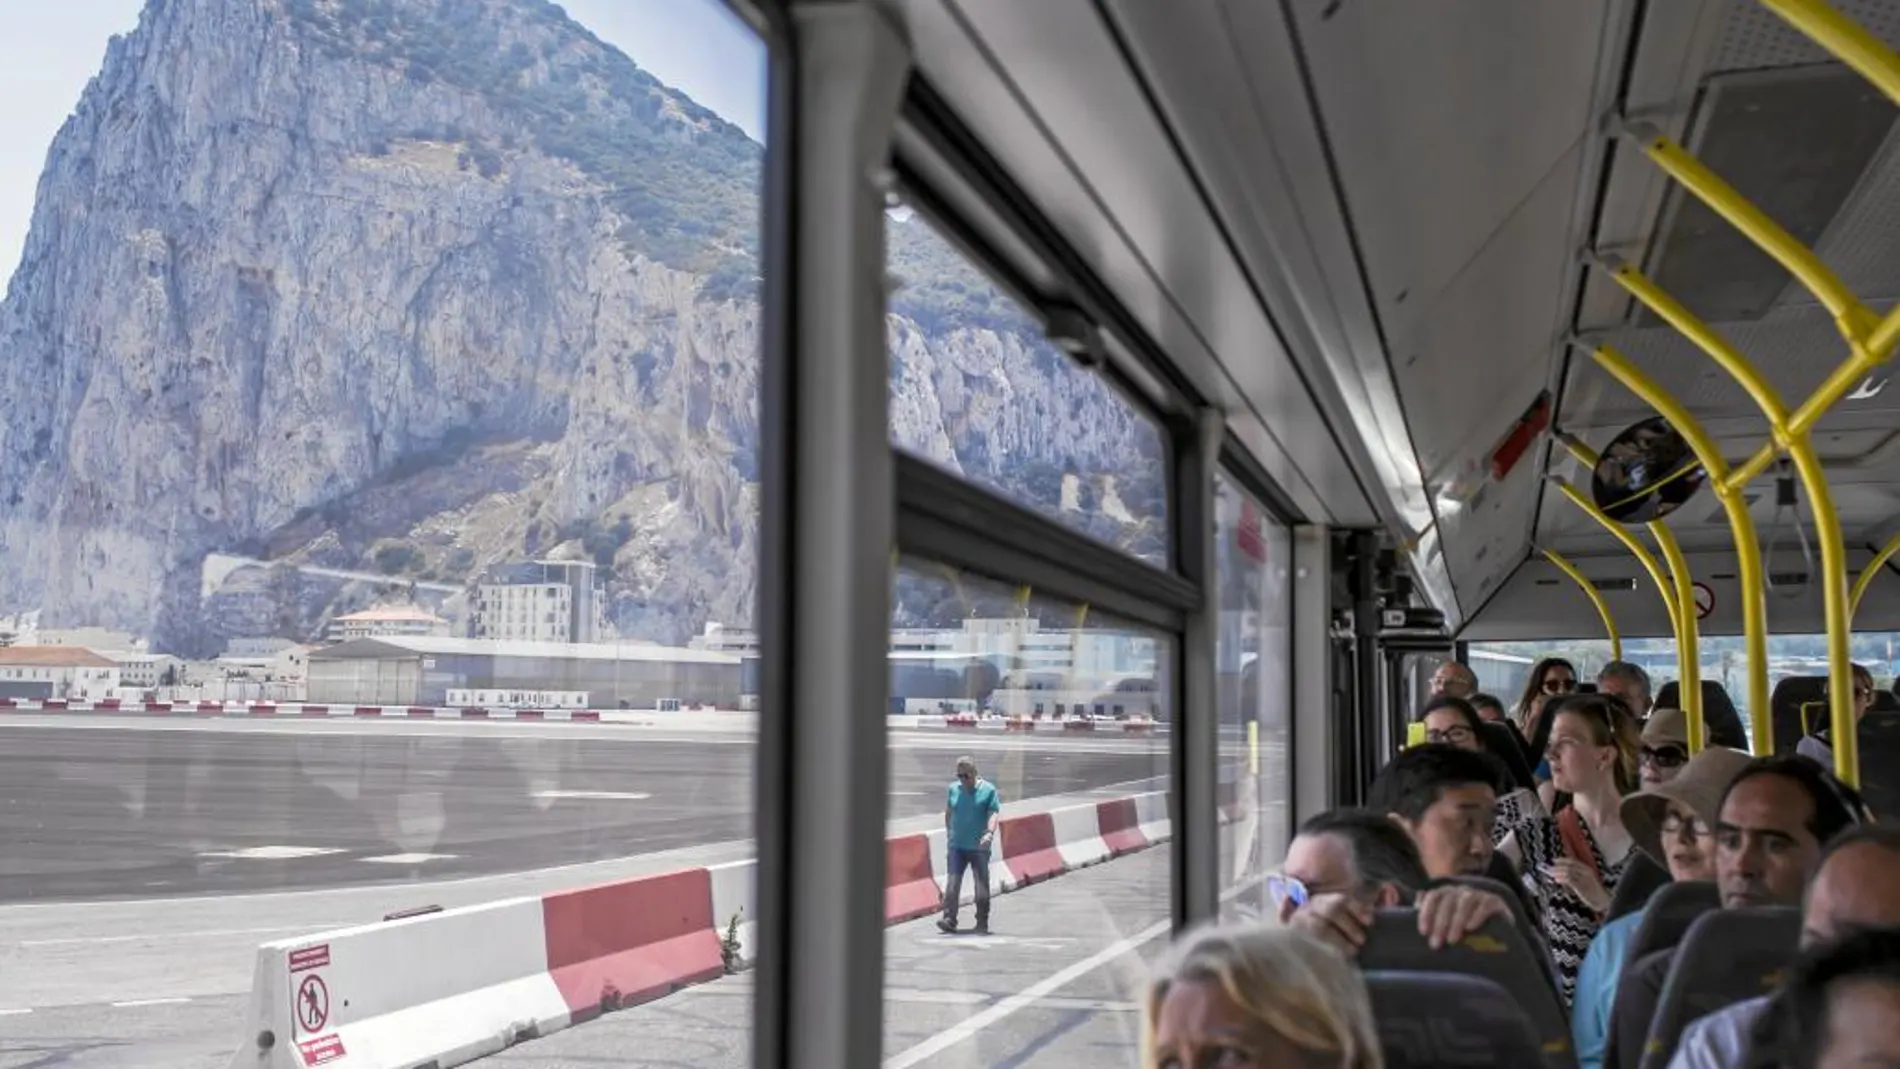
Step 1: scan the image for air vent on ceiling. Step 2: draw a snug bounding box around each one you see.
[1640,66,1896,325]
[1591,577,1639,592]
[1769,571,1811,586]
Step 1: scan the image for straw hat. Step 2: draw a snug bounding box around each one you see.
[1641,708,1689,749]
[1621,745,1755,867]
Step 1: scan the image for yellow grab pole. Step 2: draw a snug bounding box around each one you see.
[1758,0,1900,353]
[1760,0,1900,107]
[1852,530,1900,620]
[1623,122,1877,346]
[1551,478,1683,648]
[1541,548,1623,661]
[1587,340,1773,752]
[1788,441,1859,785]
[1652,522,1706,754]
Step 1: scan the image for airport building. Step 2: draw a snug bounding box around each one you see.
[306,636,740,708]
[0,646,122,701]
[470,561,607,644]
[326,606,453,642]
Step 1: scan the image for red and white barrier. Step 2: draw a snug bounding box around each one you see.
[0,699,613,722]
[228,790,1174,1068]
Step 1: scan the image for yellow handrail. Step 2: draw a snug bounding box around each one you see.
[1759,0,1900,108]
[1651,522,1706,754]
[1624,122,1876,346]
[1852,529,1900,620]
[1587,341,1771,752]
[1541,548,1623,662]
[1551,478,1683,640]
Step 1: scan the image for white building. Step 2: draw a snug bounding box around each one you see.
[328,606,453,643]
[471,561,608,644]
[225,636,299,657]
[101,650,181,690]
[0,646,122,701]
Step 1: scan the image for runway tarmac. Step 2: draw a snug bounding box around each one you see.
[0,717,1167,902]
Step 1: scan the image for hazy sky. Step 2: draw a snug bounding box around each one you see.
[0,0,767,285]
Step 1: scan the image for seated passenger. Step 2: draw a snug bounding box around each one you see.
[1513,657,1580,736]
[1365,744,1541,929]
[1638,708,1691,789]
[1598,660,1655,720]
[1471,692,1510,724]
[1571,746,1752,1069]
[1142,923,1383,1069]
[1431,660,1479,699]
[1497,693,1642,1004]
[1419,694,1486,751]
[1273,809,1515,956]
[1746,926,1900,1069]
[1666,823,1900,1069]
[1796,663,1875,769]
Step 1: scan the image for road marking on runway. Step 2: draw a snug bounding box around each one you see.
[198,846,347,860]
[883,917,1170,1068]
[360,852,461,864]
[0,1008,32,1017]
[532,790,652,801]
[110,998,191,1009]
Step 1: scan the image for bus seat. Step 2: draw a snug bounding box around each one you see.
[1637,906,1800,1069]
[1653,680,1749,751]
[1364,970,1548,1069]
[1876,691,1900,714]
[1620,881,1718,980]
[1770,676,1827,755]
[1605,851,1670,923]
[1438,874,1562,992]
[1478,720,1537,790]
[1360,910,1574,1067]
[1856,710,1900,821]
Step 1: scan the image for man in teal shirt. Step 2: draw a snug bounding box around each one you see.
[938,756,1000,934]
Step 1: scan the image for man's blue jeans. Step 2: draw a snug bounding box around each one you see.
[942,844,991,925]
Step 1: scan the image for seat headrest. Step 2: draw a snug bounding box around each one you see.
[1359,910,1570,1066]
[1364,970,1549,1069]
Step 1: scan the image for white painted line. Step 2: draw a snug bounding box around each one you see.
[197,846,346,860]
[359,853,461,864]
[531,790,652,801]
[882,916,1171,1068]
[19,924,354,948]
[110,997,191,1009]
[0,1008,33,1017]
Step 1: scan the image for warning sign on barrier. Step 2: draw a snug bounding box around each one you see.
[289,944,329,973]
[297,974,330,1033]
[297,1034,346,1066]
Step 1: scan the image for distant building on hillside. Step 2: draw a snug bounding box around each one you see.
[327,606,452,643]
[306,636,738,708]
[0,646,122,701]
[470,561,607,644]
[225,636,300,658]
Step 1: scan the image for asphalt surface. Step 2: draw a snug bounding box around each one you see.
[484,842,1181,1069]
[0,718,1165,902]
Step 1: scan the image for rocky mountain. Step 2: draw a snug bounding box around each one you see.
[0,0,1163,655]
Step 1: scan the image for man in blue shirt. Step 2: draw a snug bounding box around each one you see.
[939,756,1001,934]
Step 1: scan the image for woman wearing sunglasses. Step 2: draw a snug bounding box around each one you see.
[1512,656,1578,739]
[1497,692,1641,1005]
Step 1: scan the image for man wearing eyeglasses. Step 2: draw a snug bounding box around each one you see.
[938,756,1000,935]
[1272,809,1517,957]
[1598,660,1654,719]
[1430,661,1479,699]
[1796,663,1876,770]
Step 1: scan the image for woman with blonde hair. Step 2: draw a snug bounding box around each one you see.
[1142,923,1383,1069]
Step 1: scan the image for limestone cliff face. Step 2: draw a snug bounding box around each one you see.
[0,0,1160,653]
